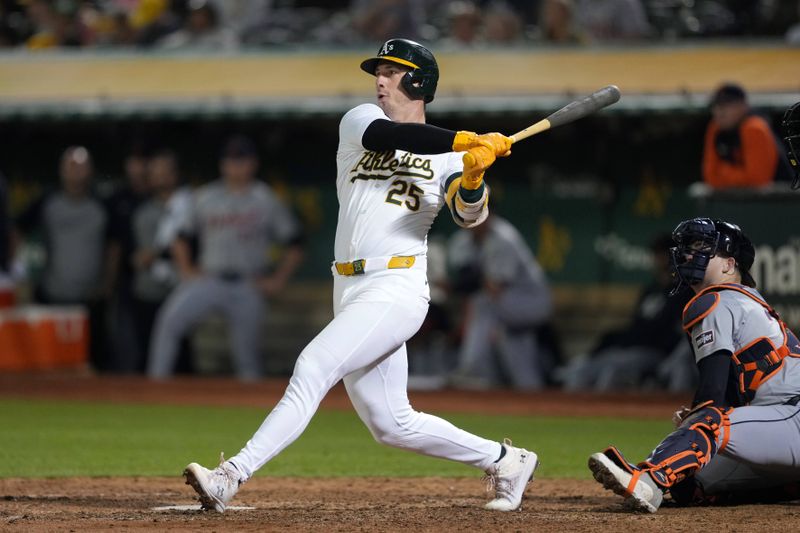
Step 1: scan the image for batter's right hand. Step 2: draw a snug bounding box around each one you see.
[453,131,512,157]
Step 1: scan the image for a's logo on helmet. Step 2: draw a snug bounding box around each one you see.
[381,42,394,56]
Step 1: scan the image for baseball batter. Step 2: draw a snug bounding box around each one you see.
[589,218,800,512]
[183,38,539,513]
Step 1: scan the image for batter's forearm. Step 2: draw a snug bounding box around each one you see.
[445,176,489,228]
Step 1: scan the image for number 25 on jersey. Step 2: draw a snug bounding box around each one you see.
[385,180,423,211]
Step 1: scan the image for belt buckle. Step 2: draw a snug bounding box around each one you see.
[351,259,365,275]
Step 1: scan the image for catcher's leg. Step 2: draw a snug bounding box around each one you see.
[672,454,800,506]
[634,404,730,490]
[589,404,730,512]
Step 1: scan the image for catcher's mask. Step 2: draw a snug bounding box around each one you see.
[782,102,800,190]
[669,217,756,295]
[360,38,439,104]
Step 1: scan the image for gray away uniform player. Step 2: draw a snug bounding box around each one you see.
[588,218,800,512]
[147,136,303,381]
[183,38,540,513]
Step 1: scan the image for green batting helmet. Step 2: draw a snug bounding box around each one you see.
[360,38,439,104]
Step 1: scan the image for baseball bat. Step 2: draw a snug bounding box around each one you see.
[462,85,621,166]
[510,85,621,143]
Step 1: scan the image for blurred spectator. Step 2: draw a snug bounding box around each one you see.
[786,1,800,44]
[574,0,650,41]
[1,0,798,49]
[207,0,271,37]
[538,0,582,44]
[156,0,238,51]
[131,0,184,47]
[702,83,794,189]
[23,0,82,49]
[556,234,693,392]
[349,0,422,43]
[130,149,193,373]
[105,143,152,372]
[441,1,482,46]
[96,9,138,47]
[14,146,113,371]
[483,1,524,44]
[147,135,304,381]
[448,213,553,390]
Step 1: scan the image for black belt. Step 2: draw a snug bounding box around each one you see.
[785,395,800,406]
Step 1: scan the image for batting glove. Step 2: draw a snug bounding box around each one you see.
[453,131,512,157]
[461,145,495,190]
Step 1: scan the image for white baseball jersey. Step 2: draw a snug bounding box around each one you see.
[334,103,463,262]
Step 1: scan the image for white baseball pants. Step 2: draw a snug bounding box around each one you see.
[229,267,502,480]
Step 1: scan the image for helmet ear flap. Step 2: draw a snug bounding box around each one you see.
[401,70,434,103]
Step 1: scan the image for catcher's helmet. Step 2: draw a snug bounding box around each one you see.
[360,38,439,103]
[782,102,800,190]
[669,217,756,294]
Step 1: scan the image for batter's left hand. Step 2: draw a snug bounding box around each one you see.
[461,145,495,190]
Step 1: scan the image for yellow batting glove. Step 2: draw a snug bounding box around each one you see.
[477,132,512,157]
[452,130,479,152]
[461,145,496,190]
[452,131,512,157]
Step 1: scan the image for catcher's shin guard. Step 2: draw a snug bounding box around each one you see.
[640,404,731,488]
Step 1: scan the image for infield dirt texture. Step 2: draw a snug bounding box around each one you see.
[2,375,799,532]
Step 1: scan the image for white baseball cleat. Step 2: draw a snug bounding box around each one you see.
[588,450,663,513]
[183,452,242,513]
[483,438,539,511]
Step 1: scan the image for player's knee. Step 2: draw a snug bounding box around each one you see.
[291,343,343,388]
[365,409,418,448]
[370,424,410,448]
[643,405,730,487]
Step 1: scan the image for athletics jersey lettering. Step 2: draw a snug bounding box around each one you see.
[350,150,435,182]
[335,103,463,261]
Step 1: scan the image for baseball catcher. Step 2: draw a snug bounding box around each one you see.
[588,218,800,512]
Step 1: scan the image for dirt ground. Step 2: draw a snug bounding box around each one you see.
[2,374,800,532]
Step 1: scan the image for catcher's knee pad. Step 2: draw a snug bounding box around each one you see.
[640,405,730,488]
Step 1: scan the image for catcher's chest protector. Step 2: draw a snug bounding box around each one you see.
[683,284,800,404]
